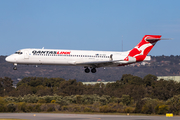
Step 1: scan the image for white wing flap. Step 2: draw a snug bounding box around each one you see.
[76,59,124,68]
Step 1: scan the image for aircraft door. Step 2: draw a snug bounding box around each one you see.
[24,51,29,59]
[110,54,113,60]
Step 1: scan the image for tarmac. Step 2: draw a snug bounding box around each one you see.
[0,113,180,120]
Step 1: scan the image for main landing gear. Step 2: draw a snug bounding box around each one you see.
[84,67,97,73]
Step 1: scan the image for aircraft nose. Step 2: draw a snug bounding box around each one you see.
[5,56,16,63]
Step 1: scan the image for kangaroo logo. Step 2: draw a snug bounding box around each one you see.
[124,35,161,61]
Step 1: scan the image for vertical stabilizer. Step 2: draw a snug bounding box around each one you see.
[124,35,161,62]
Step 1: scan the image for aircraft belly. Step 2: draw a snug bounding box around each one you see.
[40,57,68,65]
[16,56,67,65]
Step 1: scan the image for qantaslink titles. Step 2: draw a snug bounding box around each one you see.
[32,50,71,55]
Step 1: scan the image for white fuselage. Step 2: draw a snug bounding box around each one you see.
[6,48,131,68]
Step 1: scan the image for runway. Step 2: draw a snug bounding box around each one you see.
[0,113,179,120]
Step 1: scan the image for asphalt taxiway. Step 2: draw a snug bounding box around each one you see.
[0,113,180,120]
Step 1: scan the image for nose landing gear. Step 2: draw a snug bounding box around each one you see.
[13,63,17,70]
[13,66,17,70]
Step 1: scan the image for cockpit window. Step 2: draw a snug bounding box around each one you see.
[15,52,23,54]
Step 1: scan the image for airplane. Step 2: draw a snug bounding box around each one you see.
[6,35,163,73]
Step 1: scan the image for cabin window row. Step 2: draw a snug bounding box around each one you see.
[33,54,110,58]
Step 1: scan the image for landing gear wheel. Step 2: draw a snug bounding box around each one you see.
[85,68,90,73]
[13,66,17,70]
[91,68,96,73]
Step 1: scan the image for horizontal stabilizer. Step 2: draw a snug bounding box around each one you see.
[160,38,173,40]
[146,38,161,41]
[146,38,172,41]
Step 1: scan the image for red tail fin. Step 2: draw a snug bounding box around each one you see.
[124,35,161,62]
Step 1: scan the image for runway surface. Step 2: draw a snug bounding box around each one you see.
[0,113,180,120]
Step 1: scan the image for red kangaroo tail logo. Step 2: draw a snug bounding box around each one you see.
[124,35,162,62]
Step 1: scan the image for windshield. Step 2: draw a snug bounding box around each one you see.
[15,51,23,54]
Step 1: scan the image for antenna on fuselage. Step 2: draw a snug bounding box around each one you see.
[42,47,44,49]
[122,35,123,52]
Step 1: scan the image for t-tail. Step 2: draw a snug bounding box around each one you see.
[124,35,162,62]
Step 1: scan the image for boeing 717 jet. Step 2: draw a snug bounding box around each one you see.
[6,35,163,73]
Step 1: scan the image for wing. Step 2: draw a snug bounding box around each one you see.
[76,60,124,68]
[71,55,150,68]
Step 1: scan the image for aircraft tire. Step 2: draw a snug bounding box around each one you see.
[85,68,90,73]
[91,68,96,73]
[13,66,17,70]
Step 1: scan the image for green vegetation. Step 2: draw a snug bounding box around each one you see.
[0,74,180,115]
[0,94,180,114]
